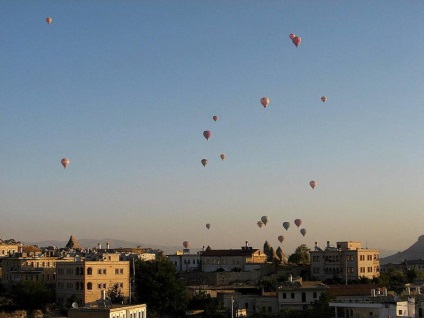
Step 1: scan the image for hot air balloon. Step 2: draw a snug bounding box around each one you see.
[294,219,302,228]
[206,223,211,230]
[292,36,301,47]
[283,222,290,231]
[46,17,53,24]
[261,216,269,226]
[61,158,70,169]
[289,33,296,39]
[260,97,270,108]
[203,130,212,140]
[257,221,264,228]
[220,154,225,160]
[183,241,190,249]
[300,228,307,237]
[310,180,317,189]
[278,235,285,244]
[321,96,327,103]
[213,115,218,121]
[201,159,208,167]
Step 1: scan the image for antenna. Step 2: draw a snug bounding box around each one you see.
[71,302,79,309]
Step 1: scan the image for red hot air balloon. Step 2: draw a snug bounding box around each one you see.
[294,219,302,228]
[283,222,290,231]
[300,228,307,237]
[201,159,208,167]
[183,241,190,249]
[220,154,225,160]
[310,180,317,189]
[61,158,70,168]
[292,36,302,47]
[321,96,328,103]
[213,115,218,121]
[260,97,270,108]
[257,221,264,228]
[206,223,211,230]
[278,235,285,244]
[203,130,212,140]
[46,17,53,24]
[289,33,296,39]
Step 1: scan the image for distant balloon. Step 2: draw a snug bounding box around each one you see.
[283,222,290,231]
[206,223,211,230]
[183,241,190,249]
[261,216,269,226]
[257,221,264,228]
[310,180,317,189]
[46,17,53,24]
[321,96,328,103]
[201,159,208,167]
[220,154,226,160]
[260,97,270,108]
[300,228,307,237]
[292,36,301,47]
[278,235,285,244]
[203,130,212,140]
[61,158,70,169]
[294,219,302,228]
[289,33,296,39]
[213,115,219,122]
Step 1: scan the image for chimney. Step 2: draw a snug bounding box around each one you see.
[417,287,421,295]
[327,241,330,248]
[382,287,387,296]
[106,242,110,249]
[101,290,106,300]
[246,241,249,248]
[371,289,376,297]
[97,243,101,249]
[288,274,293,282]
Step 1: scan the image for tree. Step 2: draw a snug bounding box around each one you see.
[134,258,188,318]
[107,283,124,304]
[11,281,53,312]
[288,244,310,265]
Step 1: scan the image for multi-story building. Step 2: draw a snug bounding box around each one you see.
[56,253,130,306]
[68,303,147,318]
[0,241,20,258]
[1,253,72,288]
[310,241,380,282]
[167,249,201,272]
[201,242,267,272]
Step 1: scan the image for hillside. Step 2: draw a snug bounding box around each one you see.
[380,235,424,265]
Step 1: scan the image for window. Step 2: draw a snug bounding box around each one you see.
[120,268,123,274]
[283,293,287,299]
[291,293,295,299]
[98,269,102,274]
[87,267,93,275]
[103,269,106,274]
[66,268,73,275]
[398,310,402,315]
[87,282,92,290]
[313,292,317,298]
[58,268,64,275]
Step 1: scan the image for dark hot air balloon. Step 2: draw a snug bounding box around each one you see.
[220,154,225,160]
[61,158,70,168]
[294,219,302,228]
[201,159,208,167]
[278,235,285,244]
[283,222,290,231]
[289,33,296,39]
[292,36,301,47]
[261,216,269,226]
[260,97,270,108]
[206,223,211,230]
[257,221,264,228]
[300,228,307,237]
[46,17,53,24]
[213,115,218,121]
[321,96,327,103]
[310,180,317,189]
[183,241,190,249]
[203,130,212,140]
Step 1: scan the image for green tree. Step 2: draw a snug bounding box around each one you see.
[11,281,53,312]
[107,283,124,304]
[134,258,188,318]
[288,244,310,265]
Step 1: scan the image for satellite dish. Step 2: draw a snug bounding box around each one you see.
[72,302,78,308]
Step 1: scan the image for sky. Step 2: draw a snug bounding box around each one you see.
[1,1,424,255]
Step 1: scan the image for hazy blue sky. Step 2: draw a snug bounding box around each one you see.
[1,1,424,254]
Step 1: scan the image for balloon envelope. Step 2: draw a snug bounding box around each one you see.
[289,33,296,39]
[300,228,307,237]
[321,96,327,103]
[310,180,317,189]
[203,130,212,140]
[46,17,53,24]
[206,223,211,230]
[257,221,264,228]
[294,219,302,228]
[183,241,190,249]
[201,159,208,167]
[278,235,285,243]
[213,115,218,121]
[292,36,301,47]
[260,97,270,108]
[61,158,70,168]
[220,154,225,160]
[261,216,269,226]
[283,222,290,231]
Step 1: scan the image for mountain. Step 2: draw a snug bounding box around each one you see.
[380,235,424,265]
[28,238,190,255]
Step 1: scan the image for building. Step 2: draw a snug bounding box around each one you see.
[0,240,20,258]
[310,241,380,282]
[68,303,146,318]
[56,253,130,306]
[1,254,72,288]
[167,249,201,272]
[201,242,267,272]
